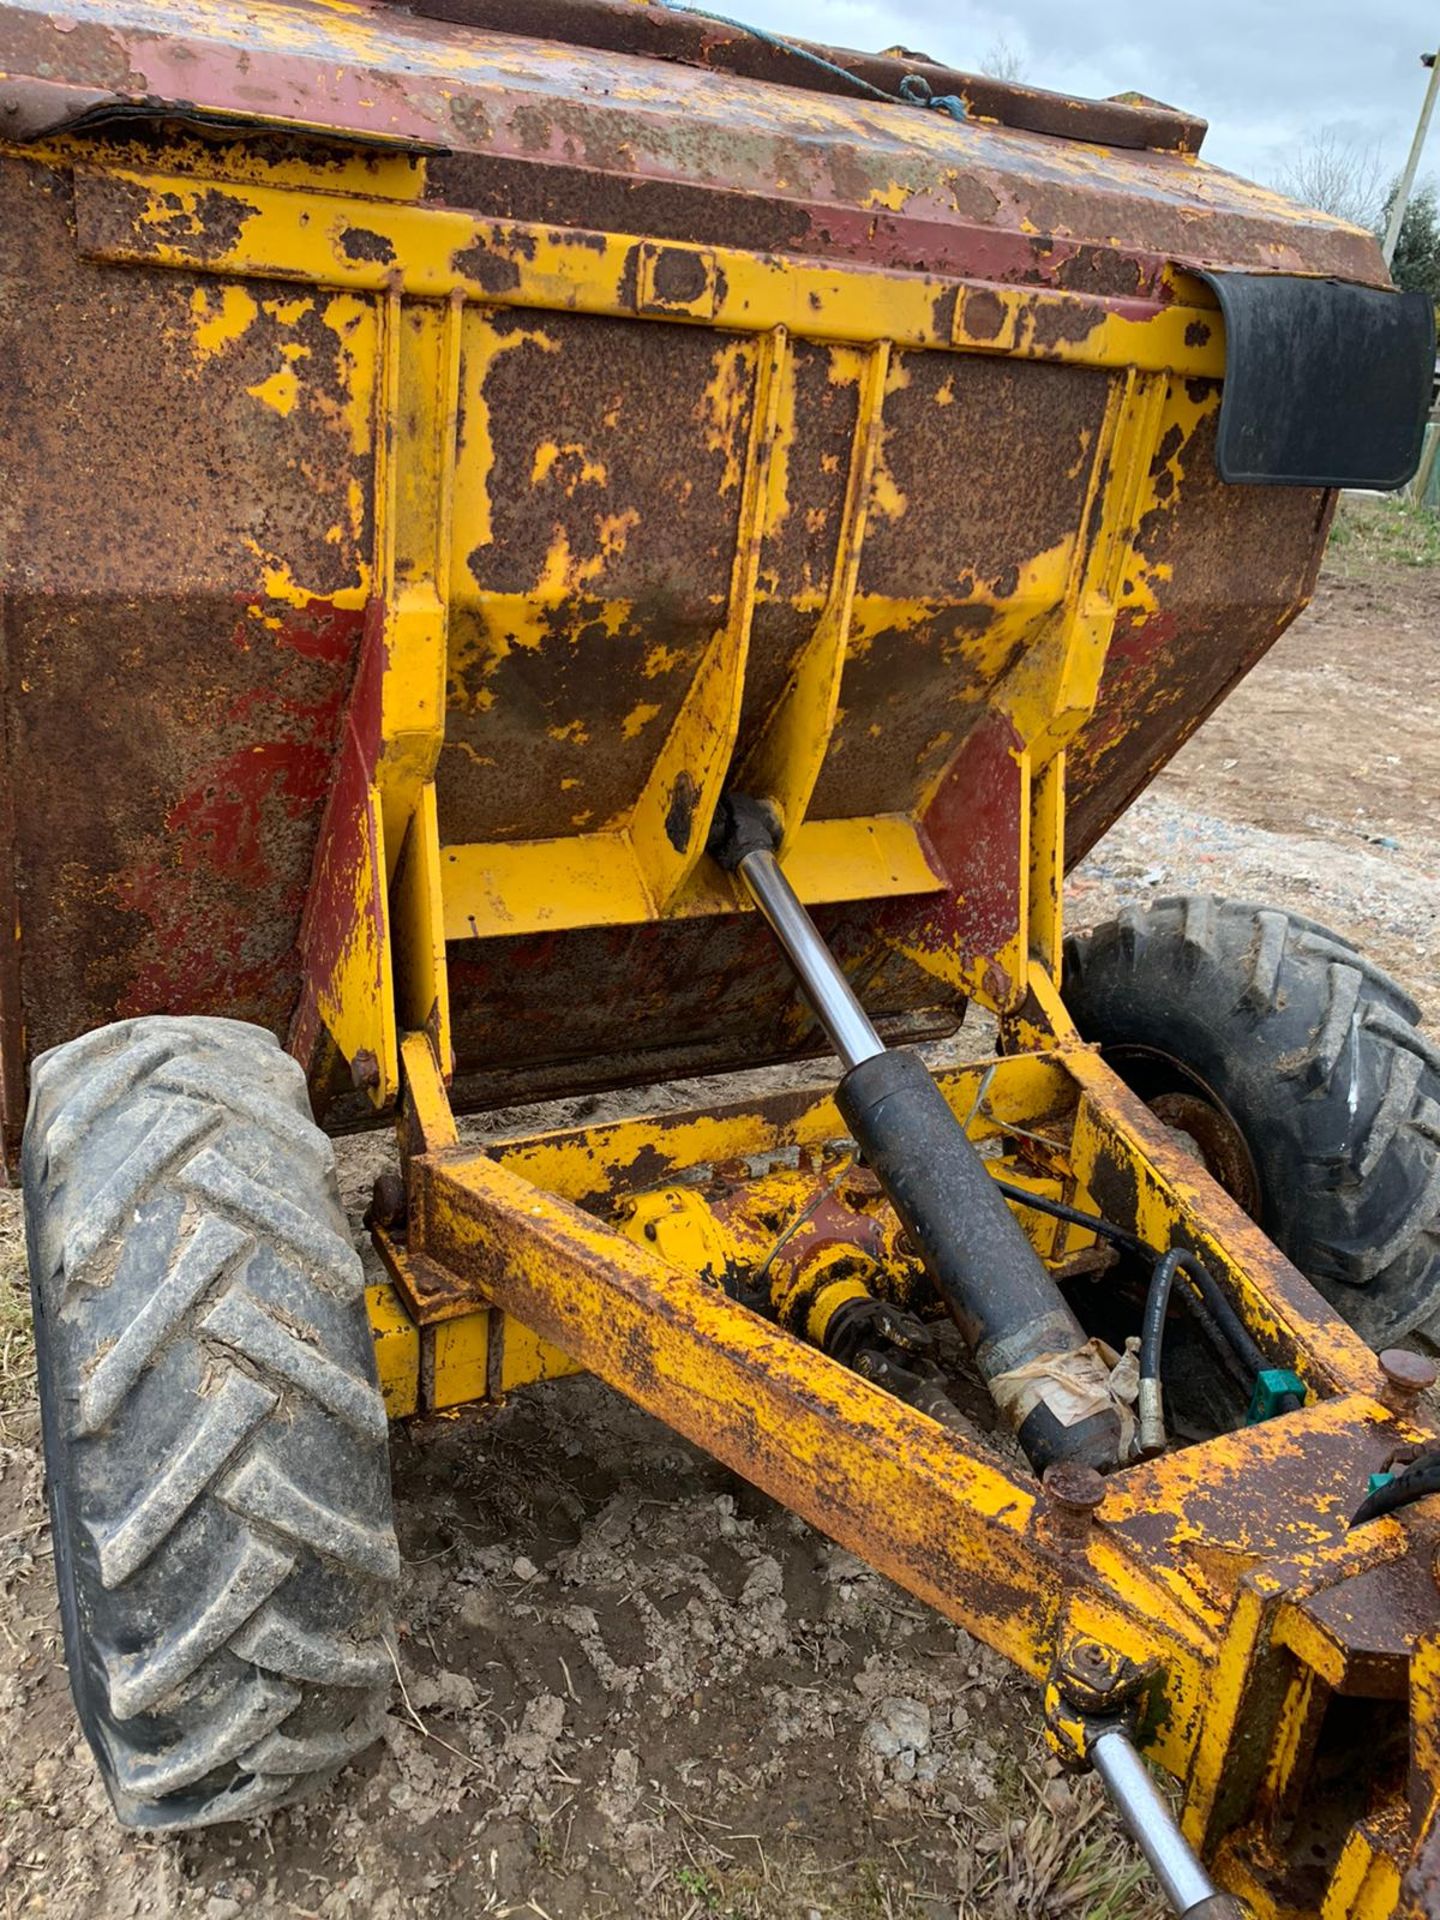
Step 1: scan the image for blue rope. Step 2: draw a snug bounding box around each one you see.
[898,72,969,124]
[656,0,968,122]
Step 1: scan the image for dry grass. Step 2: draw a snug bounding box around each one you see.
[0,1188,33,1428]
[549,1764,1165,1920]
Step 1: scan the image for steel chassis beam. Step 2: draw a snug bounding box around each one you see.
[378,995,1440,1920]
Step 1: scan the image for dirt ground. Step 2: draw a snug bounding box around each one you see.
[3,504,1439,1919]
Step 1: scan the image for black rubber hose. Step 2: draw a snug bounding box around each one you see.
[1169,1251,1266,1380]
[1137,1249,1184,1452]
[1169,1279,1257,1393]
[1140,1252,1182,1389]
[990,1182,1267,1386]
[1350,1448,1440,1527]
[992,1180,1151,1260]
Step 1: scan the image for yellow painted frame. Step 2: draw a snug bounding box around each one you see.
[60,137,1440,1914]
[68,153,1223,1090]
[373,1001,1438,1920]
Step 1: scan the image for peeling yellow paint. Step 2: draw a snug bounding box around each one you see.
[531,440,609,493]
[243,540,368,612]
[247,367,300,415]
[189,284,257,362]
[317,294,379,459]
[533,511,641,598]
[643,643,686,678]
[862,179,909,212]
[264,294,316,325]
[621,701,661,739]
[695,338,758,498]
[451,315,560,566]
[869,453,908,525]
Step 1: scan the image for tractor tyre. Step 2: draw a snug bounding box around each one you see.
[1062,897,1440,1351]
[21,1016,399,1831]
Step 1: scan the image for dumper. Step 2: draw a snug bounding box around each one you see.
[3,2,1440,1912]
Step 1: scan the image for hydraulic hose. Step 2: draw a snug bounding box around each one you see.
[1169,1249,1265,1380]
[992,1180,1151,1258]
[993,1184,1267,1391]
[995,1187,1285,1440]
[1350,1447,1440,1527]
[1138,1249,1183,1454]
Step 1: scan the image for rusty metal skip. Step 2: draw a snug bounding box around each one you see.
[3,1,1440,1912]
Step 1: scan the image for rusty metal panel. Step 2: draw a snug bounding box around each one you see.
[0,0,1388,296]
[0,155,373,1096]
[443,908,954,1103]
[811,351,1112,821]
[441,312,756,845]
[407,0,1210,155]
[0,0,1384,1127]
[1067,393,1333,859]
[730,339,863,763]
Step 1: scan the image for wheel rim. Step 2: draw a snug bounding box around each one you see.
[1102,1043,1263,1219]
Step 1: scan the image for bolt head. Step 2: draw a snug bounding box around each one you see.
[1065,1640,1121,1695]
[1379,1349,1437,1397]
[1043,1461,1106,1512]
[367,1170,406,1230]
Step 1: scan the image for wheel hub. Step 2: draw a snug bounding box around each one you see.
[1104,1046,1263,1220]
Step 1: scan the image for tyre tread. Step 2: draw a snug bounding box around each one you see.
[23,1016,397,1832]
[1063,898,1440,1347]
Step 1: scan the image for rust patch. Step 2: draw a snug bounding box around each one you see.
[812,351,1110,822]
[963,287,1007,343]
[1069,401,1329,864]
[339,225,396,264]
[663,770,699,853]
[431,153,812,257]
[1031,299,1106,353]
[77,173,260,264]
[444,914,956,1109]
[451,239,522,294]
[442,311,752,844]
[0,159,370,1064]
[1055,246,1145,300]
[648,244,708,307]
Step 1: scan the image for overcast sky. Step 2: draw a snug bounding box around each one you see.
[752,1,1440,192]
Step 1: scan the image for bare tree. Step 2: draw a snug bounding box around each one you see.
[981,35,1028,85]
[1275,127,1387,227]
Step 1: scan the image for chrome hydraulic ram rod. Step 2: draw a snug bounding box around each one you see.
[732,844,885,1073]
[1089,1730,1244,1919]
[708,796,1123,1473]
